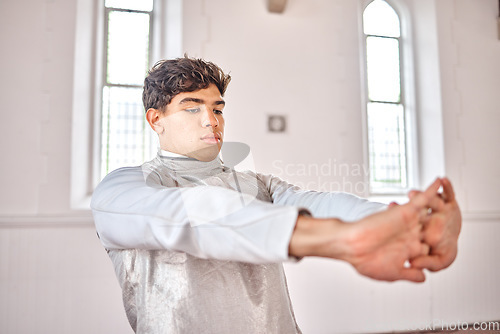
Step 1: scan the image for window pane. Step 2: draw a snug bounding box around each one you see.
[367,102,407,190]
[363,0,400,37]
[101,86,152,176]
[107,10,150,85]
[105,0,153,12]
[366,36,401,103]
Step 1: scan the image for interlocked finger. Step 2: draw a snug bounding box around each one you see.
[427,193,445,212]
[441,177,456,203]
[408,178,441,210]
[411,190,445,216]
[420,243,430,256]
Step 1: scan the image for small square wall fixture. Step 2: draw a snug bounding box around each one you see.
[267,0,287,13]
[268,115,287,133]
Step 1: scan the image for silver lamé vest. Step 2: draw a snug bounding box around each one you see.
[107,154,302,334]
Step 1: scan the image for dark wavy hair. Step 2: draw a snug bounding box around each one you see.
[142,56,231,112]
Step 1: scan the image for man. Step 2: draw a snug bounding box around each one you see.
[91,56,461,333]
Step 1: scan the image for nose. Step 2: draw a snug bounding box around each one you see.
[201,109,219,128]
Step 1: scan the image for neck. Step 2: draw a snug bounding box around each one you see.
[160,149,189,158]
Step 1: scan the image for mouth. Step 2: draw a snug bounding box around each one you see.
[201,133,222,145]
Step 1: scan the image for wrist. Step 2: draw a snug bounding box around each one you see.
[288,215,356,261]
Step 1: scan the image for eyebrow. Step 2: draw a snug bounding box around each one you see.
[178,97,225,106]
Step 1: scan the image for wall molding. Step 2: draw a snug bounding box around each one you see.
[0,210,497,228]
[0,213,94,227]
[462,211,500,222]
[0,212,498,229]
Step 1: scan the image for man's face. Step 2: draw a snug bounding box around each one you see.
[151,84,225,161]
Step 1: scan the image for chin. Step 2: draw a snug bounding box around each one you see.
[191,145,222,162]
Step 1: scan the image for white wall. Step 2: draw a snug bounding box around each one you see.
[0,0,499,333]
[0,0,133,333]
[185,0,370,195]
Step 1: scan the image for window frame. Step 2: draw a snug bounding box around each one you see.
[99,4,155,177]
[71,0,182,210]
[359,0,419,197]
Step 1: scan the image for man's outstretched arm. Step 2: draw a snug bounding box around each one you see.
[93,167,457,281]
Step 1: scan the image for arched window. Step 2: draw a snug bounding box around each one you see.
[100,0,156,177]
[362,0,413,194]
[71,0,182,208]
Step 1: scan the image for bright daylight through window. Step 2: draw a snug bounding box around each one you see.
[100,0,156,178]
[363,0,409,193]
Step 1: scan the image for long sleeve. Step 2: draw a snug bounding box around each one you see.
[91,166,300,263]
[259,174,386,221]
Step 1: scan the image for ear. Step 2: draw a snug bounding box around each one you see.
[146,108,164,134]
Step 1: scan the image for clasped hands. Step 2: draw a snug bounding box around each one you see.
[289,178,462,283]
[348,177,462,282]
